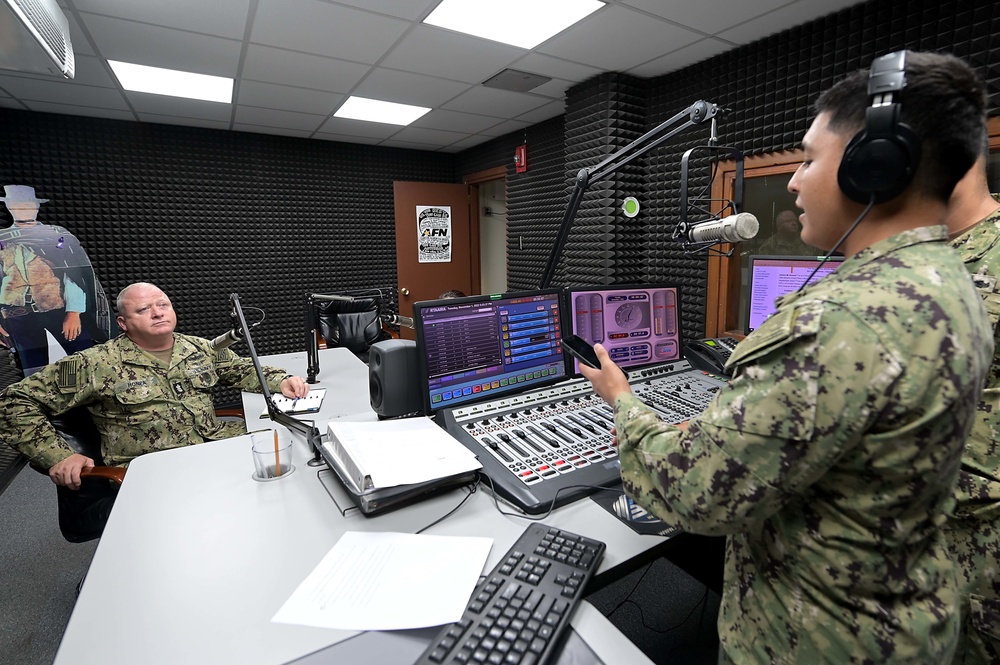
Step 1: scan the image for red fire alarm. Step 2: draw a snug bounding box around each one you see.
[514,144,527,173]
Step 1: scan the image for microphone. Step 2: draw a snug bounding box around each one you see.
[382,313,414,329]
[210,326,244,351]
[687,212,759,244]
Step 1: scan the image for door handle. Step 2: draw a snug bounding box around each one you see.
[400,288,410,297]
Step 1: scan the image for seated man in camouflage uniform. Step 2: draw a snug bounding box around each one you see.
[0,282,309,492]
[943,153,1000,664]
[580,52,993,663]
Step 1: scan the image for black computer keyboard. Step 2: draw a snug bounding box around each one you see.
[415,524,606,665]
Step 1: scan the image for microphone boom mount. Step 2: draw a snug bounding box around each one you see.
[539,99,745,288]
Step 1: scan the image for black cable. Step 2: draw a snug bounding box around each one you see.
[478,473,625,522]
[414,474,482,534]
[795,194,876,293]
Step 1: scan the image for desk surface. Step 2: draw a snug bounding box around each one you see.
[55,347,660,665]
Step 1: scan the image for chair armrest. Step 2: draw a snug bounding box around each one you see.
[81,466,126,485]
[214,406,245,419]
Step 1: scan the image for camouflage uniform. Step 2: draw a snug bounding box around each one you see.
[615,226,993,664]
[0,333,291,468]
[947,199,1000,665]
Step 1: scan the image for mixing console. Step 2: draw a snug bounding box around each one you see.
[436,359,728,513]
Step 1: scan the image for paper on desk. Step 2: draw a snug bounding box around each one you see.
[271,531,493,631]
[327,417,481,489]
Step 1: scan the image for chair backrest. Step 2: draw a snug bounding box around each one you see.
[315,296,386,355]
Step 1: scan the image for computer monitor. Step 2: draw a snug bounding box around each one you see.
[744,255,845,334]
[412,290,567,414]
[563,284,682,373]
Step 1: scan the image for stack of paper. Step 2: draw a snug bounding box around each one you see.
[326,417,481,491]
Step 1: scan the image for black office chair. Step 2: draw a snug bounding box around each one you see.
[313,292,393,358]
[26,406,123,543]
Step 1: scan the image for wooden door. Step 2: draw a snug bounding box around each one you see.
[393,181,479,339]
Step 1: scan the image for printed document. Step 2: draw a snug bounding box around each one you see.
[272,531,493,630]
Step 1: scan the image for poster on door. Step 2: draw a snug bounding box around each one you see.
[416,205,452,263]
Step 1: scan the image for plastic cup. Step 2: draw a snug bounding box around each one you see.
[251,430,294,480]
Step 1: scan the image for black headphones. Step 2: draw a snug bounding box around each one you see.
[837,50,921,204]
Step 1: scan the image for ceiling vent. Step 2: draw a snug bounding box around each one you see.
[481,69,551,93]
[0,0,75,78]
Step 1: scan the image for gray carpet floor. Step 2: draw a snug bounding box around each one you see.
[0,466,719,665]
[0,468,98,665]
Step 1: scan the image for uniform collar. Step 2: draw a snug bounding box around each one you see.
[119,333,198,368]
[949,195,1000,264]
[776,225,948,310]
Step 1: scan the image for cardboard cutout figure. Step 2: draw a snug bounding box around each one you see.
[0,185,112,376]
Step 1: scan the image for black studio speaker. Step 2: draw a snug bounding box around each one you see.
[369,339,423,418]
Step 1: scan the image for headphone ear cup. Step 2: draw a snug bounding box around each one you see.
[838,123,920,204]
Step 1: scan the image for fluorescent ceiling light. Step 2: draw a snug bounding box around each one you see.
[107,60,233,103]
[424,0,604,49]
[334,96,430,126]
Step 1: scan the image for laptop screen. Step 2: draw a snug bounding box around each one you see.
[744,255,844,334]
[412,290,566,414]
[563,284,682,373]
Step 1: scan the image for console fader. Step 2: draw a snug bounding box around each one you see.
[436,359,729,513]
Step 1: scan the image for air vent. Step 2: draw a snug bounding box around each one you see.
[0,0,75,78]
[482,69,551,93]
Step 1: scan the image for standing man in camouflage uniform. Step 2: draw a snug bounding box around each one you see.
[580,52,993,663]
[944,154,1000,664]
[0,282,309,491]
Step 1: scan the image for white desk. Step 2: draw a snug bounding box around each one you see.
[55,348,661,664]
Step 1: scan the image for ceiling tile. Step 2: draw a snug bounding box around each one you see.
[528,77,574,100]
[515,100,565,125]
[381,25,525,85]
[478,118,531,137]
[390,126,466,146]
[510,53,603,83]
[313,132,383,145]
[323,0,439,21]
[233,105,327,131]
[619,0,791,35]
[0,98,26,109]
[442,87,549,118]
[626,38,734,78]
[232,123,313,138]
[379,138,444,151]
[411,109,506,134]
[72,0,252,40]
[24,101,136,120]
[251,0,409,64]
[236,80,343,115]
[65,12,96,57]
[136,113,232,131]
[352,68,472,107]
[442,135,494,151]
[0,76,129,109]
[716,0,864,45]
[241,44,371,93]
[538,4,702,72]
[79,14,243,76]
[127,92,233,121]
[316,116,401,140]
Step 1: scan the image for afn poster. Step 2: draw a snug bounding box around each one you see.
[416,205,452,263]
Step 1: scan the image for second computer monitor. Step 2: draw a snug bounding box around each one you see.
[745,254,845,334]
[564,284,682,373]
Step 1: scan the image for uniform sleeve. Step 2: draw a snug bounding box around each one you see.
[0,356,99,468]
[211,347,291,393]
[616,302,901,535]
